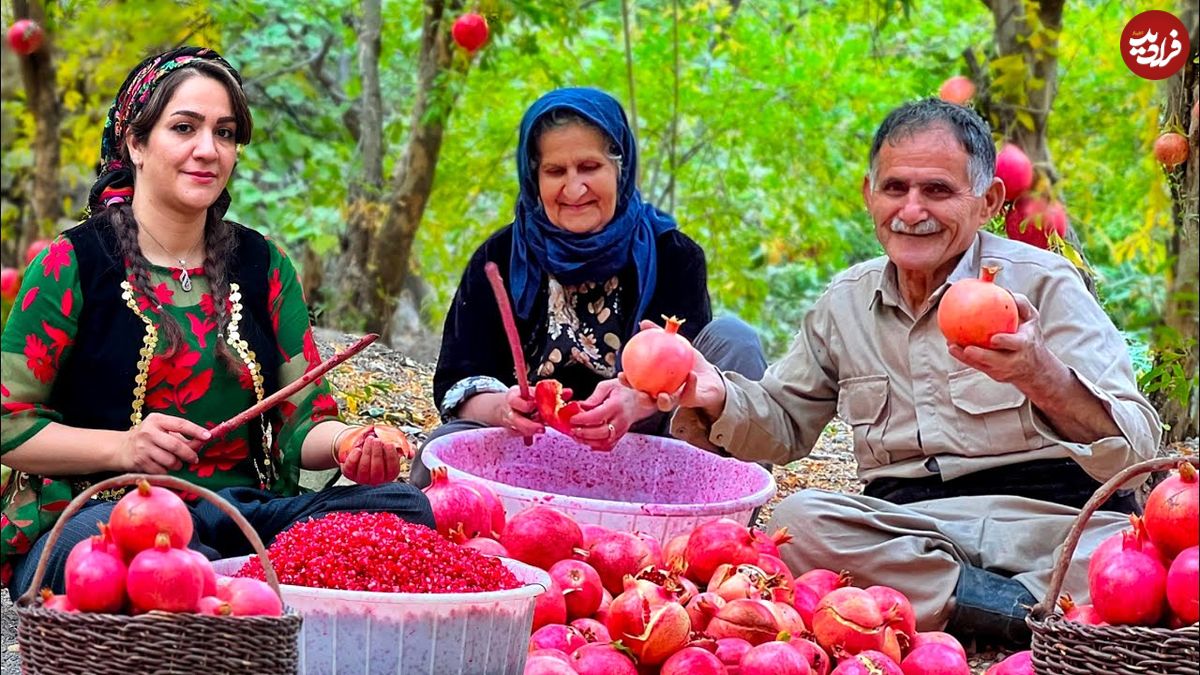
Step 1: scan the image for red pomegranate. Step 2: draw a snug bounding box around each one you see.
[1166,545,1199,625]
[994,144,1034,200]
[548,559,604,620]
[1153,132,1189,168]
[621,316,696,397]
[1056,594,1104,626]
[24,238,51,265]
[683,518,759,583]
[900,643,970,674]
[7,19,43,56]
[532,577,568,630]
[605,577,692,665]
[587,529,655,595]
[1,267,19,302]
[739,641,813,675]
[1089,536,1167,626]
[500,505,582,570]
[811,587,889,656]
[451,13,489,53]
[660,645,730,675]
[421,466,492,542]
[108,479,194,556]
[64,526,128,613]
[1004,196,1067,250]
[936,266,1019,348]
[571,642,639,675]
[1142,462,1199,558]
[705,598,781,645]
[126,532,206,613]
[983,650,1033,675]
[938,76,976,105]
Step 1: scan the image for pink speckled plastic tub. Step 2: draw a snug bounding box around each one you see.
[421,427,776,542]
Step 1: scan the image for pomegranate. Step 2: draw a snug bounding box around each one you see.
[1,267,19,302]
[1089,535,1167,626]
[529,648,572,664]
[787,636,832,675]
[937,265,1019,348]
[684,518,759,583]
[7,19,43,56]
[866,585,917,638]
[750,527,793,558]
[664,532,690,572]
[740,641,812,675]
[938,76,976,105]
[1166,545,1199,625]
[906,632,966,661]
[662,645,731,675]
[594,587,612,623]
[571,642,639,675]
[636,531,665,568]
[831,651,904,675]
[580,523,611,549]
[529,623,588,655]
[532,577,568,630]
[811,587,889,656]
[500,505,582,570]
[587,529,655,594]
[686,592,728,633]
[1088,515,1163,581]
[1153,132,1189,168]
[184,547,217,597]
[793,580,820,627]
[1004,196,1067,250]
[108,479,194,556]
[197,595,232,615]
[523,654,577,675]
[570,617,612,643]
[454,476,506,537]
[24,238,51,265]
[994,144,1034,200]
[621,316,696,396]
[899,643,970,674]
[635,564,698,604]
[705,598,780,645]
[709,563,774,601]
[757,554,797,602]
[39,589,77,612]
[796,568,853,599]
[1056,594,1104,626]
[64,527,128,613]
[462,536,508,556]
[451,12,488,53]
[126,532,205,613]
[548,559,604,620]
[534,378,583,434]
[983,650,1033,675]
[422,467,492,541]
[1142,462,1199,558]
[604,577,692,665]
[218,576,283,616]
[772,600,808,635]
[715,636,753,669]
[336,424,413,463]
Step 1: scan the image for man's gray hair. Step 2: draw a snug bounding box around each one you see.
[868,98,996,196]
[529,108,624,177]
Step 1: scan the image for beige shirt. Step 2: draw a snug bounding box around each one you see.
[672,232,1161,485]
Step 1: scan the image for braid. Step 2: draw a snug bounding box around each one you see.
[203,211,241,373]
[109,204,184,357]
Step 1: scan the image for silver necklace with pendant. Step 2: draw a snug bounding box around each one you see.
[142,226,202,292]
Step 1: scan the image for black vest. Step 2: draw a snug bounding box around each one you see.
[53,217,282,475]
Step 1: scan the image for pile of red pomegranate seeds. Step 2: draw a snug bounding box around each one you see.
[235,511,521,593]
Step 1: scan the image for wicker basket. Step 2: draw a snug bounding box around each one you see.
[15,474,302,675]
[1026,457,1200,675]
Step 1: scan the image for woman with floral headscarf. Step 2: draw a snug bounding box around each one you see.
[413,88,767,487]
[0,47,433,595]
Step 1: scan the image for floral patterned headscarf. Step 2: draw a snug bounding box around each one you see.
[86,46,244,216]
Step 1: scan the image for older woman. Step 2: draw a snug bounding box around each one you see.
[1,47,433,595]
[411,87,766,487]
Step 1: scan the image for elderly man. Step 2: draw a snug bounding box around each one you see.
[664,99,1161,645]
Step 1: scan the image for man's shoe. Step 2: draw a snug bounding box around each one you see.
[945,562,1036,648]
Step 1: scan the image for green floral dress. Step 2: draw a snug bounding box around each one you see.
[0,234,339,585]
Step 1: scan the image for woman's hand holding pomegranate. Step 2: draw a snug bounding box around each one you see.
[568,378,658,451]
[335,424,412,485]
[120,412,207,474]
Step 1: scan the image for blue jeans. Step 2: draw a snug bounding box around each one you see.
[8,482,433,598]
[410,315,768,488]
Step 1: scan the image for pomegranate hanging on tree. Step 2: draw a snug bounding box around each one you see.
[7,19,44,56]
[452,13,489,53]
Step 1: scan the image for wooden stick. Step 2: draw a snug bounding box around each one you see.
[484,262,533,446]
[207,333,379,441]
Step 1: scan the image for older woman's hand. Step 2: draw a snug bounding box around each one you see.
[568,379,658,451]
[336,425,411,485]
[498,385,546,437]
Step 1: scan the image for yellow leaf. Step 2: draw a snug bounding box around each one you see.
[1016,111,1036,131]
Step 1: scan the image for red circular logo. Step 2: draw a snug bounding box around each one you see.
[1121,11,1189,80]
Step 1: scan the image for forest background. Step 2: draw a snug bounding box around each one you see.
[1,0,1196,440]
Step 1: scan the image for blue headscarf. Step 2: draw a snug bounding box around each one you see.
[509,88,677,322]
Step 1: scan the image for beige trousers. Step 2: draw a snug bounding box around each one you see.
[767,489,1130,631]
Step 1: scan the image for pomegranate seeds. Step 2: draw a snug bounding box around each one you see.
[235,511,521,593]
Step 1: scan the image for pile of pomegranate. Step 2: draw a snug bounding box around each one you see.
[39,479,281,617]
[1056,462,1199,630]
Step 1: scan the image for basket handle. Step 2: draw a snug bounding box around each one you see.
[16,473,286,607]
[1029,456,1199,620]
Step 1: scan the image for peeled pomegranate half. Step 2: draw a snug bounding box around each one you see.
[937,265,1019,348]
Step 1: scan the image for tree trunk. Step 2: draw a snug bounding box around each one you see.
[320,0,386,325]
[358,0,464,340]
[1152,4,1199,442]
[13,0,62,249]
